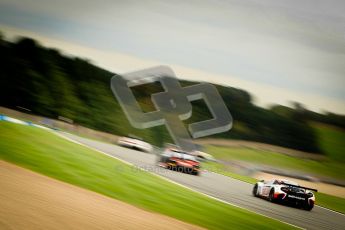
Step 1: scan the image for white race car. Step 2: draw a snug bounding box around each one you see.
[191,150,216,162]
[117,136,153,153]
[253,179,317,211]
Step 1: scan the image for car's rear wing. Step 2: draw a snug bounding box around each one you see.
[281,182,318,192]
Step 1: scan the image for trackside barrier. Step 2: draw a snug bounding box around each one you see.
[0,114,50,130]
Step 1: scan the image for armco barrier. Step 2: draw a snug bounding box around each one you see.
[0,114,52,130]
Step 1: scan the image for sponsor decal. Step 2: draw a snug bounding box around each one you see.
[287,195,305,200]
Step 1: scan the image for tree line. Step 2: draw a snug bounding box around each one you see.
[1,33,344,153]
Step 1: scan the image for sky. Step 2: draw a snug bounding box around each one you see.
[1,0,344,114]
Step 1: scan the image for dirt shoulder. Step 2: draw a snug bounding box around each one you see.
[0,160,203,230]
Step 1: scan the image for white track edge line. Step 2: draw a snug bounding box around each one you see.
[316,205,345,216]
[53,131,304,229]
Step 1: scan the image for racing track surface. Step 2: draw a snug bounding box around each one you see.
[60,132,345,230]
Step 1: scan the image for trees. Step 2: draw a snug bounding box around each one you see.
[1,33,342,153]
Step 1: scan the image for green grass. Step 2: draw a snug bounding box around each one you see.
[310,122,345,162]
[316,193,345,214]
[206,146,345,181]
[202,161,258,184]
[0,122,294,230]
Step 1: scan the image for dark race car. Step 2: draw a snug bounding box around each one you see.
[158,148,200,176]
[253,179,317,211]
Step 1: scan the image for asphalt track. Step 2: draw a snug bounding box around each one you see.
[60,132,345,230]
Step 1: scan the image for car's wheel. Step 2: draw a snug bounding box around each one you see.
[304,201,314,211]
[268,189,276,202]
[252,184,258,197]
[192,171,199,176]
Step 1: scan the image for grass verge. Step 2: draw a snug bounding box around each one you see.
[316,193,345,214]
[206,145,345,181]
[0,122,294,230]
[202,161,258,184]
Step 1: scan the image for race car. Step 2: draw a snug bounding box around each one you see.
[158,148,200,176]
[252,179,317,211]
[117,136,153,153]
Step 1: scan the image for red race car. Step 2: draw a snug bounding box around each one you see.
[158,148,200,176]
